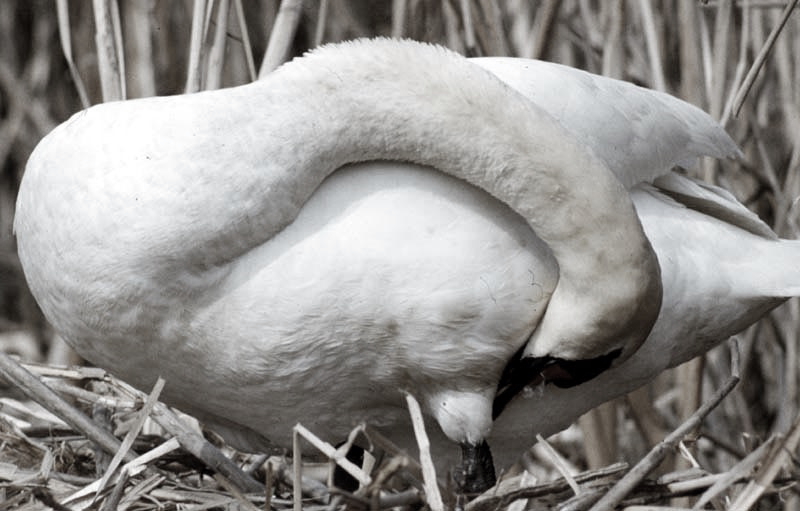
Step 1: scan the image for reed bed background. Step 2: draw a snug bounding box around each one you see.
[0,1,799,509]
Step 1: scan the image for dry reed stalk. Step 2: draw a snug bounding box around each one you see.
[233,0,257,82]
[459,0,478,56]
[405,392,445,511]
[185,0,207,93]
[528,0,559,60]
[733,0,799,117]
[710,0,734,125]
[535,434,580,496]
[54,0,90,108]
[259,0,303,77]
[635,0,666,91]
[292,423,372,489]
[313,0,329,46]
[122,1,155,98]
[61,438,179,507]
[600,0,625,78]
[391,0,407,38]
[578,401,619,470]
[475,0,509,55]
[205,0,230,90]
[145,395,263,494]
[92,0,125,102]
[92,377,164,503]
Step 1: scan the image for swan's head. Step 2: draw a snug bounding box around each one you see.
[494,245,663,418]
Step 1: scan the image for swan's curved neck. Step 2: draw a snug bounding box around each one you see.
[17,39,661,357]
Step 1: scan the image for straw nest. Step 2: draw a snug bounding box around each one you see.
[1,1,799,509]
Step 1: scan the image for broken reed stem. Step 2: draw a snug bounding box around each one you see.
[405,392,444,511]
[292,423,371,487]
[535,433,581,496]
[93,377,165,502]
[147,399,264,494]
[588,341,741,511]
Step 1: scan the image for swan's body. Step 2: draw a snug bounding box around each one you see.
[63,159,795,468]
[15,41,666,459]
[13,39,781,487]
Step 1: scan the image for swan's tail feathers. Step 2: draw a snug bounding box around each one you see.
[654,173,777,240]
[761,239,800,298]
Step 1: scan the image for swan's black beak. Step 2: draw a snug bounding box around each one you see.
[493,349,623,419]
[454,440,496,495]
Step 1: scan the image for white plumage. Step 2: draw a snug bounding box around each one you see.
[14,38,797,486]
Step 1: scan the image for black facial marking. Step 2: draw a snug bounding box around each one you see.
[493,348,623,419]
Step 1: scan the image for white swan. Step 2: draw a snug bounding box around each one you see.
[13,39,761,490]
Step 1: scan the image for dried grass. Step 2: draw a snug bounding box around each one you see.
[1,1,799,509]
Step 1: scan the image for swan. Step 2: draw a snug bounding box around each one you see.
[13,38,753,491]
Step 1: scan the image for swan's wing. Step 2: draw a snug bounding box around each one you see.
[651,172,777,240]
[472,57,742,189]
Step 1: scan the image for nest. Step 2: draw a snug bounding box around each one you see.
[0,350,798,510]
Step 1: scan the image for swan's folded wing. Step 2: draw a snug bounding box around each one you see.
[472,57,742,188]
[652,172,777,240]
